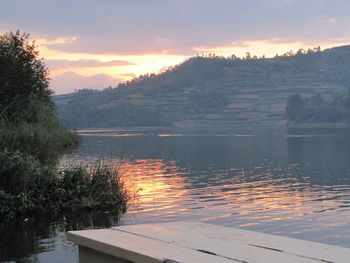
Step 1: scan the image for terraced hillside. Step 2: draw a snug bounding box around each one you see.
[54,45,350,128]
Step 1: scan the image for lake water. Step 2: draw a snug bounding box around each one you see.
[2,127,350,262]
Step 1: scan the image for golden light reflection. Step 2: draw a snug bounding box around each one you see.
[117,159,189,214]
[201,178,326,226]
[79,133,143,137]
[157,134,183,137]
[105,155,350,232]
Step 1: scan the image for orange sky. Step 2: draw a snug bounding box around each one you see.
[36,36,350,93]
[3,1,350,94]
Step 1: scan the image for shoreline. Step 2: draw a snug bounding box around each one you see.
[75,122,350,133]
[287,122,350,129]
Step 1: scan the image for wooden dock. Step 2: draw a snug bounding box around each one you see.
[67,221,350,263]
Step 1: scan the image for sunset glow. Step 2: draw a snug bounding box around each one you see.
[194,39,350,58]
[3,1,350,260]
[38,41,187,80]
[34,36,350,93]
[3,0,350,93]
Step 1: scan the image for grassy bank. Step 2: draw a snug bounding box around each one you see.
[1,118,79,164]
[0,118,128,217]
[0,150,127,217]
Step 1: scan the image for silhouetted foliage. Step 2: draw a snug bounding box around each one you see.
[286,93,350,123]
[0,150,127,216]
[0,31,52,123]
[286,94,305,122]
[0,31,127,217]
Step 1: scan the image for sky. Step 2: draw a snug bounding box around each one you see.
[1,0,350,94]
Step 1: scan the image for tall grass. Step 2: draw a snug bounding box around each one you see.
[0,122,79,164]
[0,149,128,217]
[0,102,79,164]
[58,162,128,212]
[0,101,127,217]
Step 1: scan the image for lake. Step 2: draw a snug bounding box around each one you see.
[2,127,350,262]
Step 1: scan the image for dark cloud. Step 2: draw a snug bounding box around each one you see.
[1,0,350,55]
[46,59,134,70]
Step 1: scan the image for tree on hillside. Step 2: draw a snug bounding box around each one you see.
[286,94,305,121]
[286,93,350,123]
[310,93,324,106]
[0,31,52,123]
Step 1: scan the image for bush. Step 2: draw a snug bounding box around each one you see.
[0,149,127,217]
[0,120,79,164]
[0,149,56,195]
[0,149,57,216]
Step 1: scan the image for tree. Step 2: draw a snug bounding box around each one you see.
[0,31,52,123]
[243,52,251,60]
[286,94,305,122]
[310,93,324,106]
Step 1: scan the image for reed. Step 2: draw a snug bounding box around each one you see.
[0,150,127,217]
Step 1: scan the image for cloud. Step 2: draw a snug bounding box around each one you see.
[194,39,350,58]
[119,73,137,79]
[36,36,77,45]
[2,0,350,55]
[37,40,187,80]
[326,17,337,23]
[50,71,120,95]
[45,35,189,55]
[46,59,134,70]
[2,0,350,94]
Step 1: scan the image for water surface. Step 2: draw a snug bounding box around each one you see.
[2,127,350,262]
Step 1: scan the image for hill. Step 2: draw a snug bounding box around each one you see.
[54,45,350,128]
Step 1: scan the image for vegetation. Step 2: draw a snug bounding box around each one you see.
[55,45,350,128]
[0,31,127,217]
[0,32,51,124]
[0,104,78,164]
[286,93,350,123]
[0,151,127,217]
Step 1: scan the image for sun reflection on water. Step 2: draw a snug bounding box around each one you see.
[113,158,350,246]
[116,159,190,217]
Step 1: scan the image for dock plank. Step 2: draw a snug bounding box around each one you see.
[68,222,350,263]
[68,228,237,263]
[114,221,350,263]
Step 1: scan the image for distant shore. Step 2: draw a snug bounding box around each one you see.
[287,122,350,129]
[74,121,350,134]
